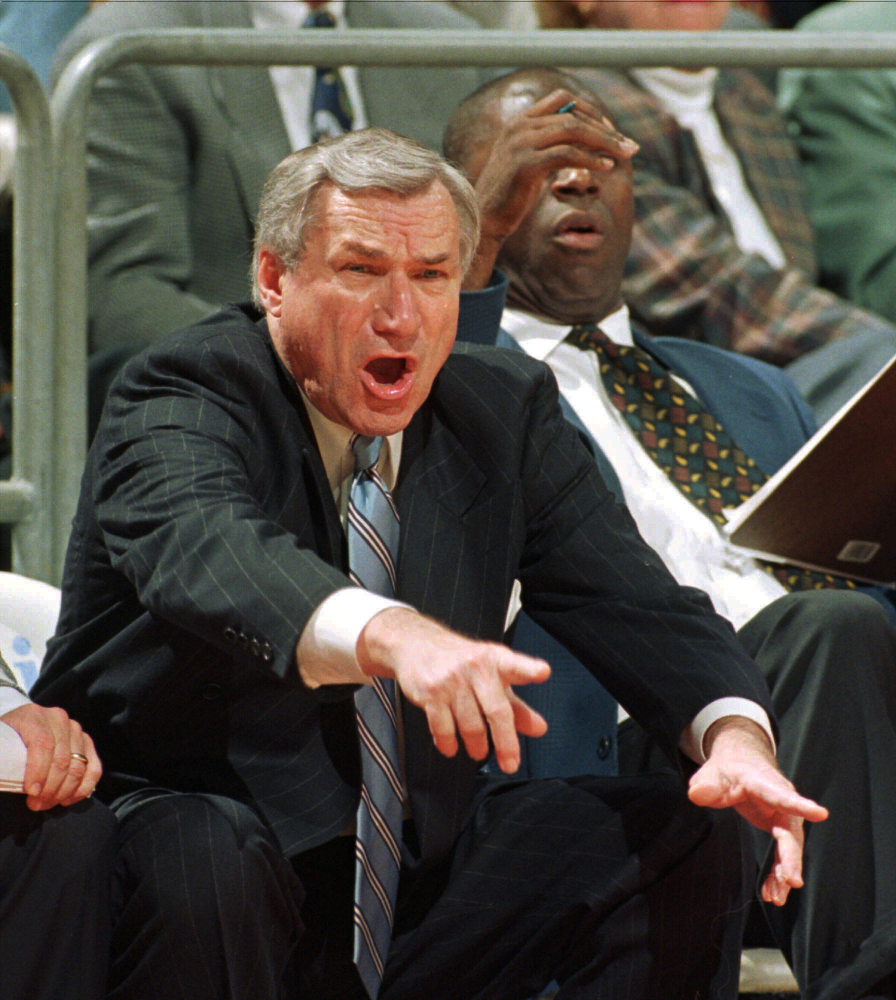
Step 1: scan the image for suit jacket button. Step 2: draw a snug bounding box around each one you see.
[203,683,223,700]
[250,638,261,658]
[597,736,612,761]
[224,627,236,643]
[261,642,273,662]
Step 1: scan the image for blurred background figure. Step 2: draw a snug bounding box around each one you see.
[736,0,835,29]
[532,0,896,423]
[780,0,896,325]
[446,0,539,30]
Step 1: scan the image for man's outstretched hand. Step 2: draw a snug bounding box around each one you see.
[357,607,550,774]
[689,717,828,907]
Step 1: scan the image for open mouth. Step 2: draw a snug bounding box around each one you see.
[361,355,416,401]
[365,357,407,385]
[553,213,605,251]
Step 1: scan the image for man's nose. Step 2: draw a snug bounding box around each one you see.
[371,272,419,339]
[551,166,601,200]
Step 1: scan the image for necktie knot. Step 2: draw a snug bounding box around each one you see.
[567,322,625,361]
[303,7,336,29]
[351,434,383,476]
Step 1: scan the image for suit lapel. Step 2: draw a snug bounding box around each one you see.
[202,2,292,224]
[714,71,816,274]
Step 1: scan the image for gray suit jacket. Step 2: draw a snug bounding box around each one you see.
[52,0,495,356]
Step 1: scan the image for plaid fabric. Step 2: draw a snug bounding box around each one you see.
[576,68,896,366]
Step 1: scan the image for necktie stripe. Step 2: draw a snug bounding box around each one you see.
[359,785,402,867]
[347,501,398,591]
[355,840,395,922]
[371,677,398,728]
[357,716,403,799]
[353,905,385,978]
[368,469,401,520]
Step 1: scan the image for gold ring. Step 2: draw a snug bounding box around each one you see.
[70,752,89,765]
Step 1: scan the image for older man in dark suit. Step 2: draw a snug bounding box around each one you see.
[34,127,825,1000]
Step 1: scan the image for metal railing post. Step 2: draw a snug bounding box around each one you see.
[0,45,54,583]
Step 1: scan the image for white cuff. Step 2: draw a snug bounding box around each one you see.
[679,697,776,764]
[297,587,412,688]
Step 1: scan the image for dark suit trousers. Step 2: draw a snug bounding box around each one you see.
[621,590,896,1000]
[0,796,117,1000]
[105,774,752,1000]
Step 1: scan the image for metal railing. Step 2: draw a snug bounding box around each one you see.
[2,27,894,581]
[0,45,55,582]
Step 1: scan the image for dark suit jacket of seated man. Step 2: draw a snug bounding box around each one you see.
[33,128,826,1000]
[444,68,896,1000]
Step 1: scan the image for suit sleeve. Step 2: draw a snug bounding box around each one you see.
[513,361,775,761]
[91,338,352,684]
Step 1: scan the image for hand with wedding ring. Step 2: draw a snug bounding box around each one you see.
[1,702,102,811]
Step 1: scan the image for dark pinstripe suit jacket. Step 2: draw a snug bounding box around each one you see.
[34,303,773,864]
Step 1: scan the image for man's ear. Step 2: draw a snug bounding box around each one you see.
[256,247,286,317]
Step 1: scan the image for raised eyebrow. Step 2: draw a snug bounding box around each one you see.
[419,253,452,267]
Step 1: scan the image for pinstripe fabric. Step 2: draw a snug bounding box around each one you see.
[576,67,896,367]
[347,435,403,999]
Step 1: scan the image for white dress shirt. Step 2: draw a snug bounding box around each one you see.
[503,304,779,756]
[631,66,786,268]
[249,0,368,152]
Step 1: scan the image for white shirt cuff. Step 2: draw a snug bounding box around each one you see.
[0,687,31,717]
[297,587,412,688]
[679,697,776,764]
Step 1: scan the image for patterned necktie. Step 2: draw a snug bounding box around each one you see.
[303,7,354,143]
[347,434,403,1000]
[566,323,855,592]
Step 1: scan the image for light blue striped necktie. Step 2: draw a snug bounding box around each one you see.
[347,434,403,1000]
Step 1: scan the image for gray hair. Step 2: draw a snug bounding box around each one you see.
[252,128,480,304]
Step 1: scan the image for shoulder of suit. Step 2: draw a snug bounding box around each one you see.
[440,344,552,400]
[115,304,274,386]
[52,0,209,79]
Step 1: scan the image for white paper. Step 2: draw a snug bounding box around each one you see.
[0,720,27,793]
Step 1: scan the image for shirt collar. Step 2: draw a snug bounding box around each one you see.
[300,393,402,497]
[249,0,347,30]
[630,66,718,113]
[502,303,634,360]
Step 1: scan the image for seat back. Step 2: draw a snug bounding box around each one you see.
[0,571,62,691]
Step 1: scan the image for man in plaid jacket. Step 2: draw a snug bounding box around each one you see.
[534,0,896,423]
